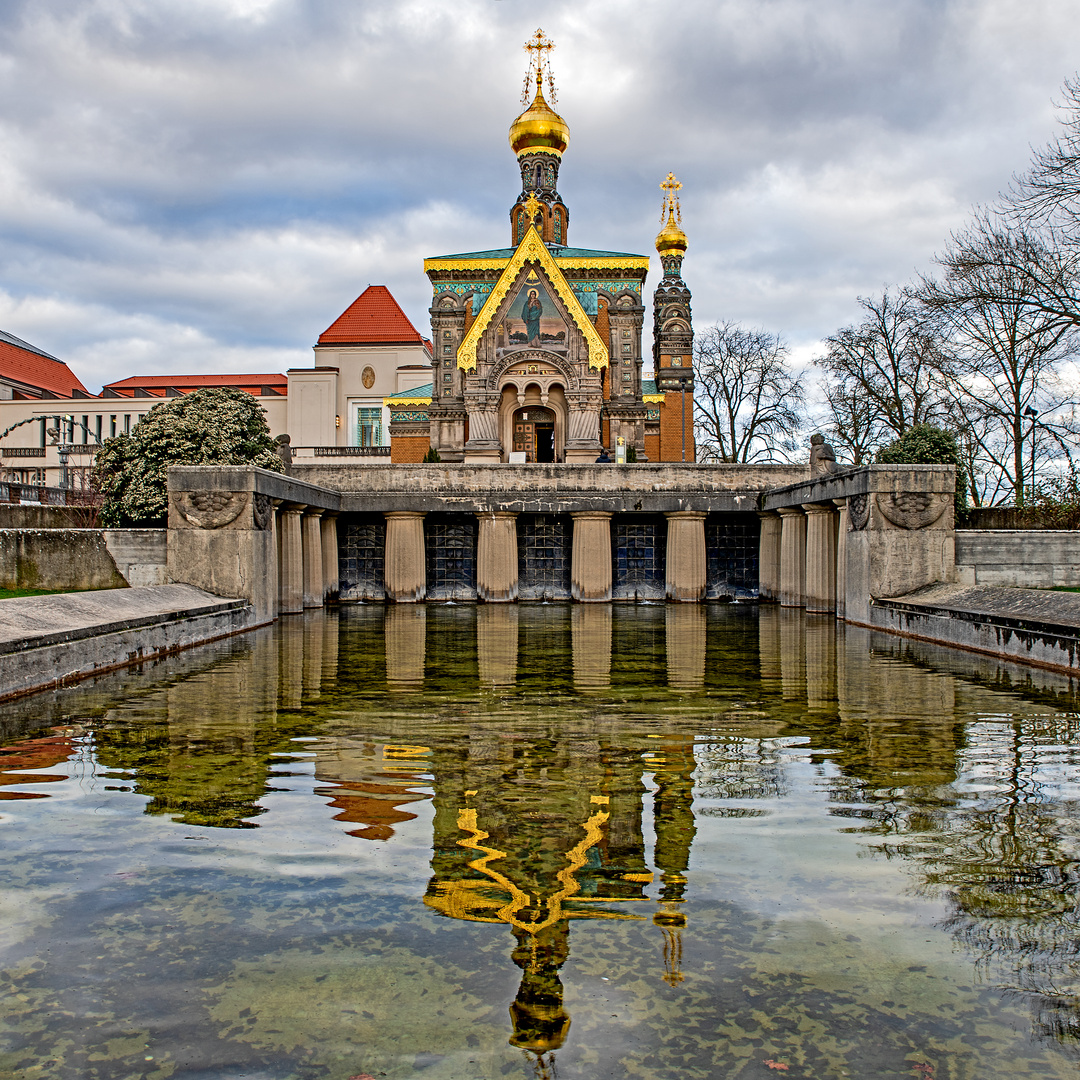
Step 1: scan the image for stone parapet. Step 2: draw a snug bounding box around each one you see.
[292,462,807,515]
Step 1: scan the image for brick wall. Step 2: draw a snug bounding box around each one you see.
[596,299,611,402]
[657,393,695,462]
[645,432,660,461]
[391,436,431,464]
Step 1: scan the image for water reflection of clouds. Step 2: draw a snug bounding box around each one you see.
[1,608,1080,1073]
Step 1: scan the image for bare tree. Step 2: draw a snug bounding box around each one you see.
[936,78,1080,337]
[814,289,944,442]
[1012,75,1080,231]
[819,376,884,466]
[921,216,1080,505]
[927,212,1080,343]
[693,322,805,463]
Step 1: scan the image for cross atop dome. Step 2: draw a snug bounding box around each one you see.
[521,28,558,107]
[656,172,688,263]
[660,172,683,226]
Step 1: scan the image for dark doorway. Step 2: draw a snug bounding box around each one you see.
[512,406,556,463]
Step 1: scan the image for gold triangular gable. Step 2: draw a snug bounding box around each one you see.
[457,225,609,372]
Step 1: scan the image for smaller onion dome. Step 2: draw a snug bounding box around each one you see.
[655,207,688,257]
[509,85,569,159]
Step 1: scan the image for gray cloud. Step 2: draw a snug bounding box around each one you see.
[0,0,1077,390]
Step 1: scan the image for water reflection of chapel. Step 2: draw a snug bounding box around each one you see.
[386,30,697,464]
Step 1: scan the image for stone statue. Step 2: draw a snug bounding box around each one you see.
[809,433,840,475]
[274,433,293,473]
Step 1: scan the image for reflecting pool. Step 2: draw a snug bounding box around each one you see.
[2,604,1080,1079]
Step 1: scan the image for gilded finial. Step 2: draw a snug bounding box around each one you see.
[660,171,683,225]
[523,191,542,222]
[655,172,688,258]
[509,30,569,160]
[522,28,558,107]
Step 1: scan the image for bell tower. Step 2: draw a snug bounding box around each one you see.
[653,173,693,394]
[508,29,571,248]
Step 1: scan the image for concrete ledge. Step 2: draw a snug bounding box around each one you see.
[955,529,1080,588]
[0,584,261,702]
[868,583,1080,675]
[762,463,954,511]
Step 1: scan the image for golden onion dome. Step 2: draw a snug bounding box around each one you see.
[655,208,688,257]
[509,85,569,158]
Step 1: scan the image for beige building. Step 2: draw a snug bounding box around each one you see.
[0,285,432,488]
[287,285,433,463]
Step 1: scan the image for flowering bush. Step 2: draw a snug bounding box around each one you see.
[93,387,283,525]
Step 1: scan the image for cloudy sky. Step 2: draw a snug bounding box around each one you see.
[1,0,1078,392]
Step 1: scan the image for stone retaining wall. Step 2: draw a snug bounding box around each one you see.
[955,530,1080,588]
[0,529,166,591]
[0,584,256,701]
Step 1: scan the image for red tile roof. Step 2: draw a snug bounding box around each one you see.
[104,373,287,398]
[318,285,425,345]
[0,332,88,397]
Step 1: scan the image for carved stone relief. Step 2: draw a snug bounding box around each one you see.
[848,493,870,531]
[876,492,951,530]
[174,491,249,529]
[252,494,273,531]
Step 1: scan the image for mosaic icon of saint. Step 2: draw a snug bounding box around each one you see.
[521,288,543,346]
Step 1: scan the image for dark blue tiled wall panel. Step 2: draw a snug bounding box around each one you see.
[517,514,573,599]
[426,514,478,600]
[338,514,386,601]
[706,512,759,598]
[612,515,667,600]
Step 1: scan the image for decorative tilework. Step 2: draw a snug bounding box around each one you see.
[705,513,759,599]
[390,410,429,422]
[612,516,666,600]
[425,514,477,600]
[517,514,572,599]
[337,514,385,601]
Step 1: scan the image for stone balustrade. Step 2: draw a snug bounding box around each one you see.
[165,461,956,627]
[759,464,956,626]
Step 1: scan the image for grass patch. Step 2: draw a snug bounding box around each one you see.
[1045,586,1080,593]
[0,587,86,600]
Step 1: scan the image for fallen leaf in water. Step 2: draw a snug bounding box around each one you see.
[764,1062,790,1072]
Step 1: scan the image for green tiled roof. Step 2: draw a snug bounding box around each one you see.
[386,383,432,399]
[427,245,647,261]
[642,379,658,395]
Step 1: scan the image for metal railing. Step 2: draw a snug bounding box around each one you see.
[312,445,392,457]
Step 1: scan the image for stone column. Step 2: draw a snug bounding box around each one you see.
[571,512,613,602]
[302,509,324,608]
[320,513,339,602]
[777,507,807,608]
[384,511,427,602]
[279,505,306,615]
[269,498,282,619]
[664,511,707,602]
[476,511,519,602]
[832,498,848,620]
[802,502,837,614]
[757,511,781,601]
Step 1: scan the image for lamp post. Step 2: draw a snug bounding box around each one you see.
[1024,405,1038,506]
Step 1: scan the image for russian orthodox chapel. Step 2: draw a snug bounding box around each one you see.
[387,29,696,464]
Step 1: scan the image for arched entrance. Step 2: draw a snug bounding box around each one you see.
[512,405,556,463]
